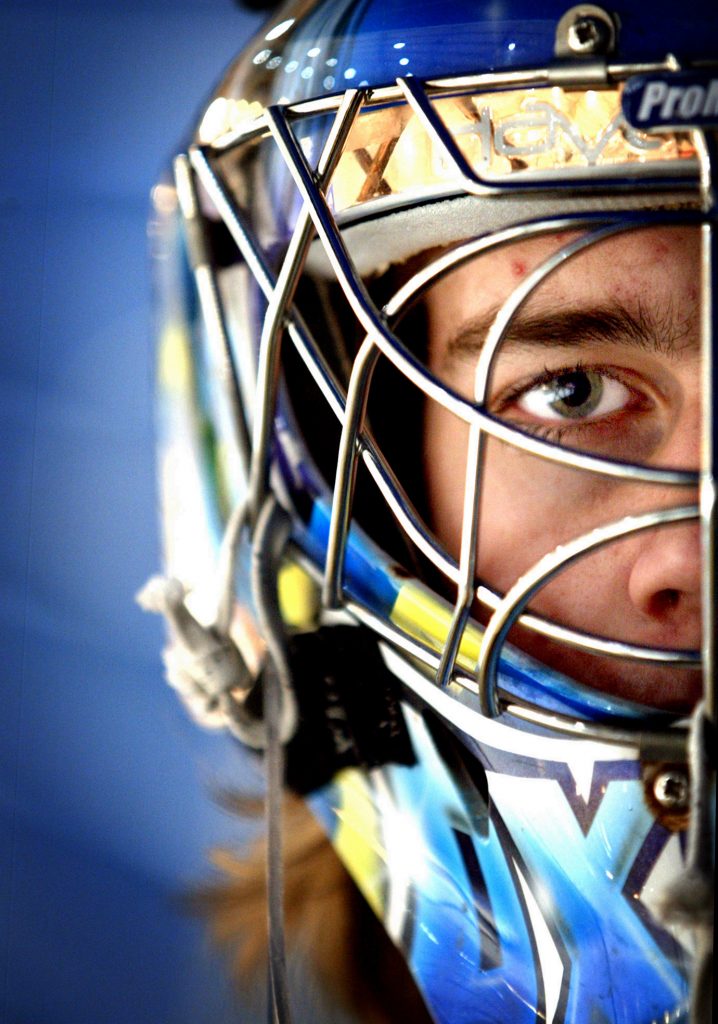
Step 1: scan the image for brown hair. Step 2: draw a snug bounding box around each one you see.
[192,793,434,1023]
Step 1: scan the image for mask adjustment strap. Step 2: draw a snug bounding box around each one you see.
[137,497,297,748]
[136,571,254,727]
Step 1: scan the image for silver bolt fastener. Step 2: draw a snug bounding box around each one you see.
[555,5,617,59]
[567,15,612,54]
[653,769,690,810]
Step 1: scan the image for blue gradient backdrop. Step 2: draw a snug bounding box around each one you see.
[0,3,266,1021]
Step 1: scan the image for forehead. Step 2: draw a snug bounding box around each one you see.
[425,226,701,325]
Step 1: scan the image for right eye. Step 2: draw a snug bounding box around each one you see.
[516,368,632,424]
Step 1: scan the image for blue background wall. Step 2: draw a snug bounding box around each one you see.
[0,3,267,1021]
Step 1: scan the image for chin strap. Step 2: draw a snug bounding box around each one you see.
[660,700,715,1024]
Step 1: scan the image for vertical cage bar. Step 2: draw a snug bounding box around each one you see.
[700,209,717,727]
[323,338,382,608]
[248,90,364,527]
[174,153,252,480]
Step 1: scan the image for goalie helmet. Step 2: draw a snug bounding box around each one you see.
[144,2,716,1021]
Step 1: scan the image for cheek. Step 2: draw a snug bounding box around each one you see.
[478,444,580,590]
[424,418,616,588]
[423,406,467,553]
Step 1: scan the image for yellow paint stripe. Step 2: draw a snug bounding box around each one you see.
[331,770,386,918]
[390,581,482,672]
[277,561,320,630]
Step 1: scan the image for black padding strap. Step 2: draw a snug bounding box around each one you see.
[283,626,415,794]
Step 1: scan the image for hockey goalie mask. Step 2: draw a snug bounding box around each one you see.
[145,1,717,1021]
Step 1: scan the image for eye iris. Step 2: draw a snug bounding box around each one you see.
[547,370,603,418]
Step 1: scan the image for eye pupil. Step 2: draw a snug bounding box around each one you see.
[556,371,591,407]
[548,370,603,418]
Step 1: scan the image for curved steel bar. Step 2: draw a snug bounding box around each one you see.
[396,75,697,198]
[698,168,717,726]
[383,213,699,486]
[189,145,346,441]
[477,505,699,718]
[360,445,461,582]
[476,583,700,667]
[423,58,682,94]
[249,90,364,526]
[477,410,697,484]
[173,154,252,480]
[435,411,487,688]
[190,145,275,296]
[323,337,382,608]
[499,700,687,756]
[384,215,601,317]
[207,58,686,155]
[343,597,688,752]
[473,224,633,403]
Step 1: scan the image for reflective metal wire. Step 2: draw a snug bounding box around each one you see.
[323,336,381,608]
[476,506,699,717]
[697,135,718,727]
[208,58,685,155]
[173,154,252,478]
[396,74,695,198]
[192,71,707,741]
[248,90,364,527]
[189,146,346,419]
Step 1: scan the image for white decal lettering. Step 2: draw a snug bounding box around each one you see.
[636,81,667,121]
[678,85,705,119]
[704,79,718,117]
[661,87,684,120]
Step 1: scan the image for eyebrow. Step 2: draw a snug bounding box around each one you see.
[445,301,697,364]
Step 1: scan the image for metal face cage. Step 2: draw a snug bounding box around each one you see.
[175,67,716,749]
[145,50,718,1024]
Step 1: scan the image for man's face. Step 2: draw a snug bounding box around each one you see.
[422,227,702,711]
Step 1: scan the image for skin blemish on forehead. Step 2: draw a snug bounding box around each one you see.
[510,258,527,278]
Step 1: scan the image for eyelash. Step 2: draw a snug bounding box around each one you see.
[494,362,636,440]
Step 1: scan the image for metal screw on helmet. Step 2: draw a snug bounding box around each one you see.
[653,768,690,811]
[555,5,617,58]
[568,16,609,53]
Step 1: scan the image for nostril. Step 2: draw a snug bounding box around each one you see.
[647,588,681,616]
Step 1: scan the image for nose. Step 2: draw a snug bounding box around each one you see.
[623,383,702,633]
[626,520,701,636]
